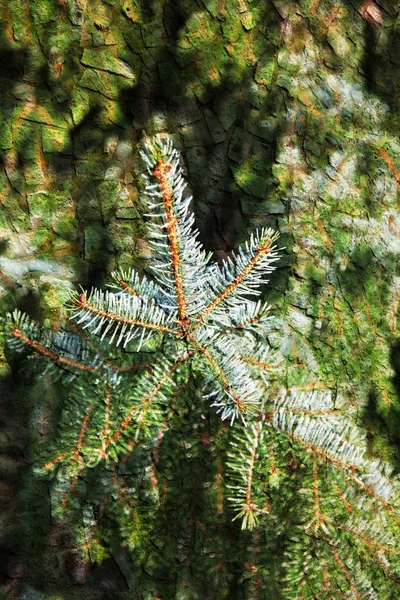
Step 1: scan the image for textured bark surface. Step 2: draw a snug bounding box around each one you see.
[0,1,399,598]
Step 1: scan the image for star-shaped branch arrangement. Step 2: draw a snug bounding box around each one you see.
[7,137,400,598]
[10,136,280,429]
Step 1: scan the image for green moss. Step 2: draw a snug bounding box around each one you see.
[41,283,70,311]
[27,192,52,226]
[42,126,72,155]
[70,88,91,126]
[30,0,57,25]
[182,11,216,49]
[74,158,105,181]
[255,57,276,87]
[84,224,106,261]
[0,122,12,150]
[2,201,28,232]
[201,0,219,17]
[98,180,119,222]
[79,69,130,100]
[212,95,237,131]
[233,163,267,198]
[53,215,77,241]
[123,23,144,54]
[30,227,54,257]
[304,263,325,286]
[15,121,42,162]
[121,1,141,23]
[81,48,136,80]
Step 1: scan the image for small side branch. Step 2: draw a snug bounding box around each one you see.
[100,388,112,460]
[274,426,398,519]
[104,351,193,453]
[297,552,314,599]
[72,293,180,338]
[220,311,266,334]
[321,566,331,594]
[194,340,247,415]
[191,235,275,332]
[336,523,396,556]
[269,408,339,418]
[73,404,95,463]
[345,472,397,516]
[60,404,95,509]
[242,357,277,371]
[150,418,170,489]
[229,417,265,530]
[244,422,262,517]
[322,538,362,600]
[312,452,322,531]
[10,327,98,372]
[334,484,354,514]
[113,276,149,303]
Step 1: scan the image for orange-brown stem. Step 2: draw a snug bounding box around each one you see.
[285,408,338,417]
[44,453,69,471]
[337,523,396,555]
[116,278,145,300]
[73,404,94,463]
[73,294,179,338]
[60,404,95,509]
[191,237,274,332]
[283,428,397,516]
[346,472,398,517]
[100,388,112,459]
[245,423,262,510]
[321,566,331,593]
[152,159,187,321]
[115,277,161,312]
[215,457,224,516]
[61,478,78,510]
[193,340,247,414]
[312,452,322,530]
[323,539,362,600]
[334,483,354,513]
[103,351,193,453]
[10,327,98,372]
[242,357,276,370]
[379,147,400,186]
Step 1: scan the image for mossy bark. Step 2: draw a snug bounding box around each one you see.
[0,1,399,598]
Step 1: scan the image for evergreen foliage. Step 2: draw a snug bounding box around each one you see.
[7,137,400,599]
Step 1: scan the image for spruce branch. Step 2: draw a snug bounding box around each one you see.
[6,135,400,598]
[227,387,400,597]
[227,413,266,530]
[70,289,179,346]
[8,310,102,378]
[191,228,280,331]
[110,267,164,307]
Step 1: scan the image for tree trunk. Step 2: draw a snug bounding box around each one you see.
[0,0,399,598]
